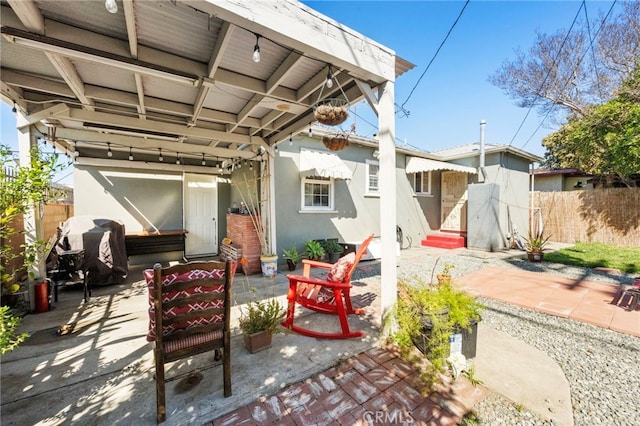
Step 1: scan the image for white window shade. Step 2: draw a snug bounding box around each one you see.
[405,157,477,174]
[299,149,353,180]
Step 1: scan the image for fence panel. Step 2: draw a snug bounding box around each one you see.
[534,188,640,247]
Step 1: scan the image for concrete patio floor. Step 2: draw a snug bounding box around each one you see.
[1,246,637,425]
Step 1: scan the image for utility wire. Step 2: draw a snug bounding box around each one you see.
[506,1,585,149]
[519,0,617,151]
[398,0,470,115]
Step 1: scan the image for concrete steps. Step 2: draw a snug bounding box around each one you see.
[421,232,466,249]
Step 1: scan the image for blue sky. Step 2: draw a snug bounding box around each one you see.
[1,0,623,172]
[301,0,622,157]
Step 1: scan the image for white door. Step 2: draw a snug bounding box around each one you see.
[184,174,218,257]
[441,171,468,232]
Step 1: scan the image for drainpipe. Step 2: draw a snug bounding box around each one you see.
[478,120,486,182]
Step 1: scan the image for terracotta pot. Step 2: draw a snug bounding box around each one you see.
[437,274,451,285]
[243,330,273,354]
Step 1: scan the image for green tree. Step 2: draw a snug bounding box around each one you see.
[541,65,640,185]
[1,144,61,291]
[489,2,640,122]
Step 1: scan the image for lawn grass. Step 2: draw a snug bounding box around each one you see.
[545,242,640,274]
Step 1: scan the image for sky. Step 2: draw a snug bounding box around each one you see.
[1,0,625,181]
[300,0,624,157]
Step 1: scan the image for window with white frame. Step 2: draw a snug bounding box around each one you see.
[365,159,379,194]
[413,171,432,195]
[301,176,334,211]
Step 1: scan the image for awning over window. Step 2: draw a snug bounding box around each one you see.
[299,149,353,180]
[405,157,477,174]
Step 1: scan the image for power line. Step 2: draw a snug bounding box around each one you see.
[506,1,585,149]
[519,0,617,151]
[398,0,470,115]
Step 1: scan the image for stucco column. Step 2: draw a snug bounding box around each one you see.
[377,81,397,322]
[16,113,46,281]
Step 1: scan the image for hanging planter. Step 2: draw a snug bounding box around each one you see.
[322,133,350,151]
[314,99,349,126]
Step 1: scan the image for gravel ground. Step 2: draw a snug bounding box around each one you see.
[396,247,640,426]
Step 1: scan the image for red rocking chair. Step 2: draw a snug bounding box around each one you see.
[282,234,375,339]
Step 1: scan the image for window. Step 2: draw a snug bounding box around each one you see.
[301,176,334,211]
[414,171,432,195]
[366,160,379,194]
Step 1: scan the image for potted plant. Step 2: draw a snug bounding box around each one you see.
[1,144,60,315]
[304,240,325,261]
[436,262,455,285]
[392,277,484,385]
[282,245,304,271]
[239,298,286,353]
[324,240,345,263]
[523,231,551,262]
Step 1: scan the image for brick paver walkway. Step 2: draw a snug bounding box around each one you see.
[209,346,487,425]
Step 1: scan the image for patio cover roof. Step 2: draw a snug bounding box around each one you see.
[0,0,414,168]
[299,148,353,180]
[405,156,477,174]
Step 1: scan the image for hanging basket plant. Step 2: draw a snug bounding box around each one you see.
[322,132,350,151]
[314,99,349,126]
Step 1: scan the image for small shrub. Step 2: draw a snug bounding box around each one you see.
[0,306,29,355]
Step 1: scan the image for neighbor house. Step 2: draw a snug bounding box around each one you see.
[533,168,594,191]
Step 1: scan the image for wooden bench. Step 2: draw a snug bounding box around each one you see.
[125,230,187,256]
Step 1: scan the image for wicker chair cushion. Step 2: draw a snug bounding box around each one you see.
[163,330,224,354]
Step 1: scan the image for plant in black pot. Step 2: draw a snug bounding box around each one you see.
[392,276,484,385]
[282,245,304,271]
[304,240,325,261]
[324,240,345,263]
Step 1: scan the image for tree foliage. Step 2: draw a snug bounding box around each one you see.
[0,144,61,288]
[541,65,640,185]
[489,2,640,121]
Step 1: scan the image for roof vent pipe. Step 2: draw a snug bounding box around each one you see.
[479,119,486,182]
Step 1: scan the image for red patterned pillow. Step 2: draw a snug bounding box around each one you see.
[326,252,355,282]
[144,266,233,341]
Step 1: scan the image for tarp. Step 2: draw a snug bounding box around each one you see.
[58,216,128,286]
[405,157,477,174]
[299,149,353,180]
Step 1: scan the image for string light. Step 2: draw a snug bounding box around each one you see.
[128,147,133,161]
[176,153,180,165]
[11,102,17,113]
[325,65,333,89]
[289,134,293,146]
[73,142,80,157]
[249,161,253,170]
[237,157,242,168]
[201,153,206,166]
[252,34,261,63]
[158,148,163,162]
[308,123,313,138]
[107,142,113,157]
[105,0,118,14]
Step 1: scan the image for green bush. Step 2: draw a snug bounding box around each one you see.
[0,306,29,355]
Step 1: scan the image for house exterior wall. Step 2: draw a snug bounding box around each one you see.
[534,175,564,192]
[74,166,184,234]
[273,135,431,256]
[467,152,531,250]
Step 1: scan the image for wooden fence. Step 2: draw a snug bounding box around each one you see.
[2,204,74,280]
[533,188,640,247]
